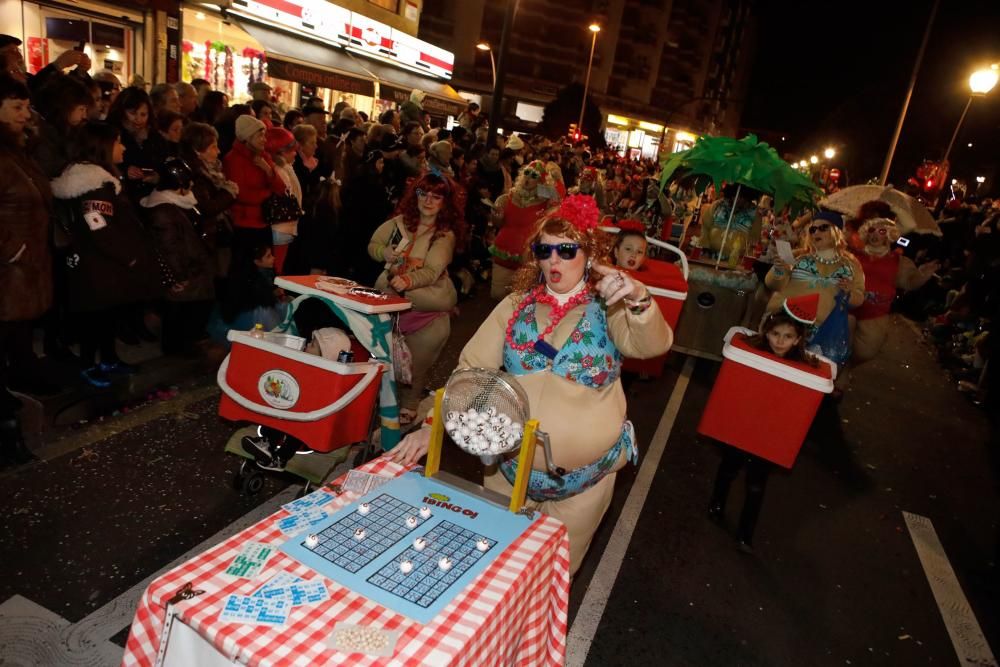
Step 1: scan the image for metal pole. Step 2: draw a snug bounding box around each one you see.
[487,0,517,148]
[577,29,598,142]
[879,0,939,185]
[488,49,496,89]
[941,95,973,166]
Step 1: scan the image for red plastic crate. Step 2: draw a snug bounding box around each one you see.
[697,327,835,468]
[622,258,687,377]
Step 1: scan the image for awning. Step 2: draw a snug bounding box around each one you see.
[235,17,465,117]
[236,19,375,96]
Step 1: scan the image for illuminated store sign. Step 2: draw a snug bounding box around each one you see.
[228,0,455,79]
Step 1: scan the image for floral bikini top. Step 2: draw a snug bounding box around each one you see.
[503,296,622,389]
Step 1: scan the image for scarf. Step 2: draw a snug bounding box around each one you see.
[200,158,239,196]
[140,189,199,210]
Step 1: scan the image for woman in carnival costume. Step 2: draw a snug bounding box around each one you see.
[388,195,673,574]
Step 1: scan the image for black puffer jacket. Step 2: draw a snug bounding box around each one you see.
[50,162,162,312]
[140,190,215,302]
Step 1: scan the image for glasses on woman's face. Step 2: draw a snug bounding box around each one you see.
[532,242,581,261]
[523,168,540,180]
[416,188,444,203]
[808,223,832,234]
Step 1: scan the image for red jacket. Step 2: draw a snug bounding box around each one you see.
[223,141,287,230]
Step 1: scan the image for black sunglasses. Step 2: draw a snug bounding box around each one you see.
[532,242,581,260]
[808,223,832,234]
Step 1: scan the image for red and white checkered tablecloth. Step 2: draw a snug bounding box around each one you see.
[121,458,570,666]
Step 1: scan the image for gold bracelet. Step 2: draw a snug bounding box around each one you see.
[624,292,652,313]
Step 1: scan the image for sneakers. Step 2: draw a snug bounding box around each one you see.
[99,361,138,375]
[241,434,274,462]
[81,367,112,388]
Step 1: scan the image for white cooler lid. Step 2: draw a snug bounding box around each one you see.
[722,327,836,392]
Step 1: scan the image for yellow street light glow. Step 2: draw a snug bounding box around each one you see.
[798,160,808,168]
[969,67,999,95]
[810,155,819,164]
[589,24,601,33]
[674,130,696,142]
[476,42,491,51]
[976,176,986,183]
[638,120,663,132]
[823,147,836,159]
[607,114,630,126]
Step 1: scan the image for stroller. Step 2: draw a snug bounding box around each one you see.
[217,275,410,495]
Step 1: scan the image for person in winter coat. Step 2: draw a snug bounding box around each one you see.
[263,126,302,274]
[223,115,287,253]
[0,76,54,463]
[50,121,163,388]
[107,87,168,204]
[400,89,428,131]
[341,149,392,284]
[180,122,238,283]
[30,74,93,178]
[140,158,215,355]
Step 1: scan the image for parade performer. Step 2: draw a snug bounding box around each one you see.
[701,184,761,266]
[488,159,559,299]
[387,195,673,574]
[368,173,463,424]
[848,216,939,374]
[707,294,820,552]
[612,219,649,271]
[764,211,864,366]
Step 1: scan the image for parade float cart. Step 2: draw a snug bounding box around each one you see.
[670,261,759,360]
[697,327,835,468]
[121,459,570,667]
[218,276,410,495]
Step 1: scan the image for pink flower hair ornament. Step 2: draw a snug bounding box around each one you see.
[557,194,601,233]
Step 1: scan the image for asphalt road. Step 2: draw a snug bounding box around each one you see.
[1,287,996,666]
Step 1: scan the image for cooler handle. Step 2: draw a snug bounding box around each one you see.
[216,354,381,421]
[598,226,689,281]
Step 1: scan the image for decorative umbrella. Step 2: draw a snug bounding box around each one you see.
[659,134,823,268]
[819,185,941,236]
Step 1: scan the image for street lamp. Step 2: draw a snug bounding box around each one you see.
[576,23,600,143]
[476,42,496,89]
[798,160,807,168]
[823,147,836,160]
[976,175,986,194]
[941,65,998,165]
[809,155,819,164]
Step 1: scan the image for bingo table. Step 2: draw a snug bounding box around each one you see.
[121,458,570,666]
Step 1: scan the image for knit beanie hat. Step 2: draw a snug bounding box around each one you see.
[264,127,296,155]
[235,115,266,143]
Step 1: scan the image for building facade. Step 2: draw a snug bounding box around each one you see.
[420,0,756,156]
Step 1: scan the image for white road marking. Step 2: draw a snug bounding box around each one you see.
[903,511,998,667]
[566,355,695,667]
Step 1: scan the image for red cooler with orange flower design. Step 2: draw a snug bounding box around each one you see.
[697,326,835,468]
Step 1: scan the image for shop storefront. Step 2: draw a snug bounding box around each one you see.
[183,0,464,123]
[604,114,698,159]
[14,0,149,84]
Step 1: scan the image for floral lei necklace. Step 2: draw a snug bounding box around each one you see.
[505,284,592,352]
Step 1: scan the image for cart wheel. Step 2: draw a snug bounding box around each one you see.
[240,468,266,496]
[232,459,251,491]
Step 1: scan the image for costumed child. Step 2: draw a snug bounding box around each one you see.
[707,294,821,552]
[612,219,648,271]
[207,243,289,345]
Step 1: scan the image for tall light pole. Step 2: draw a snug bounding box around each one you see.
[476,42,496,89]
[941,65,998,166]
[576,23,600,142]
[487,0,518,148]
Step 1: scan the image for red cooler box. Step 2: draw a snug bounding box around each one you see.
[697,327,835,468]
[622,239,688,377]
[218,331,384,452]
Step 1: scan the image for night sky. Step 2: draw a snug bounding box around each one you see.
[742,0,1000,194]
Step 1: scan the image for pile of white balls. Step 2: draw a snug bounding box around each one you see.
[332,625,390,654]
[444,407,524,455]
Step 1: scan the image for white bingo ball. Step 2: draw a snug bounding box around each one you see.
[446,411,458,422]
[354,528,366,540]
[445,420,458,433]
[486,406,497,417]
[357,502,371,515]
[399,559,413,574]
[419,506,431,519]
[305,534,319,548]
[413,537,427,550]
[499,414,512,426]
[438,556,453,571]
[405,515,418,528]
[476,538,490,552]
[465,409,477,420]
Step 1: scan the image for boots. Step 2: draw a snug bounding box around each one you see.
[0,418,36,466]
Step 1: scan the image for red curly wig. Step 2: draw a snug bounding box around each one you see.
[394,173,467,245]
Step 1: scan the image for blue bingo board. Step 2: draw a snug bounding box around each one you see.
[280,471,536,624]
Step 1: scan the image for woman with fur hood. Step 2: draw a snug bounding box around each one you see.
[50,122,162,388]
[140,157,216,355]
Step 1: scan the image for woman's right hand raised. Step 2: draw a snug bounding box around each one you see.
[252,156,273,176]
[382,427,431,467]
